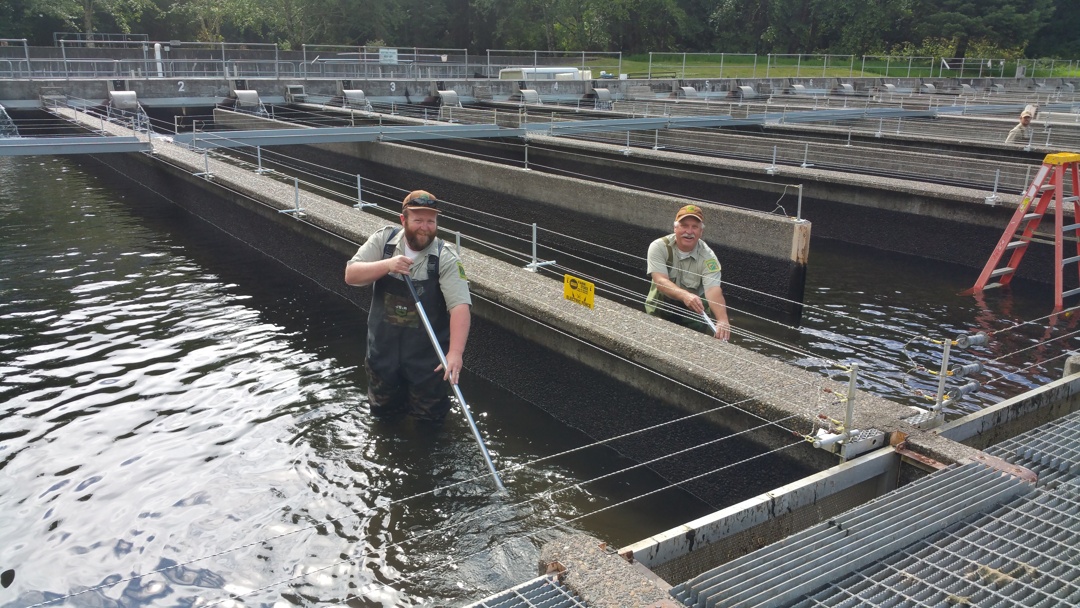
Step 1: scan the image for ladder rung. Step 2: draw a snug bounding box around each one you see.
[989,267,1015,278]
[983,282,1005,291]
[1063,287,1080,299]
[1023,213,1043,222]
[1064,223,1080,232]
[1064,255,1080,266]
[1005,240,1029,250]
[1027,234,1057,245]
[1064,196,1079,204]
[1039,183,1055,191]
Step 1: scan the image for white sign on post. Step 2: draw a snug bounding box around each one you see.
[379,48,399,65]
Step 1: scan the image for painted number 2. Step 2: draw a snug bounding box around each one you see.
[177,81,185,92]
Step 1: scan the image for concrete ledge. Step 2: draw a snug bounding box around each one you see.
[621,446,899,570]
[540,532,676,608]
[936,371,1080,450]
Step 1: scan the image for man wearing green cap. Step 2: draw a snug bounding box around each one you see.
[344,190,472,422]
[645,204,731,340]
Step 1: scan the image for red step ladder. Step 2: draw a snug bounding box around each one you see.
[966,153,1080,311]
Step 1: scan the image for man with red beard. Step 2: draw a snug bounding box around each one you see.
[345,190,472,422]
[645,204,730,340]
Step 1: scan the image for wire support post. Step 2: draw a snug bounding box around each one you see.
[353,174,375,210]
[765,145,780,175]
[254,145,273,175]
[932,339,952,416]
[523,222,556,273]
[279,177,306,217]
[984,168,1002,205]
[192,150,213,180]
[810,363,884,461]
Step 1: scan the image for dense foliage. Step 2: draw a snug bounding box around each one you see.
[1,0,1075,58]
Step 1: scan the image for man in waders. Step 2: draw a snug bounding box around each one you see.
[645,204,731,340]
[344,190,472,422]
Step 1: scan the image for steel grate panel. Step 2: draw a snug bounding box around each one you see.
[464,575,589,608]
[671,462,1030,608]
[783,478,1080,607]
[984,410,1080,485]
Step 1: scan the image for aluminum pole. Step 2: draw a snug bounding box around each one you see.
[403,275,504,491]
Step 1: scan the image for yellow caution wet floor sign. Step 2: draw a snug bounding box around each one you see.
[563,274,595,309]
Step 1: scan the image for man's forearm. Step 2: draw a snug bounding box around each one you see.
[447,304,471,357]
[652,273,691,302]
[704,286,728,322]
[344,258,392,286]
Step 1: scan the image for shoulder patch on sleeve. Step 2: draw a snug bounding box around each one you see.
[457,261,467,280]
[704,258,720,273]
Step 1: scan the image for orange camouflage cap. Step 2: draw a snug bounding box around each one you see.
[675,204,704,222]
[402,190,439,212]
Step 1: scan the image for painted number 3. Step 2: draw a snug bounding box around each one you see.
[389,82,396,92]
[177,81,185,92]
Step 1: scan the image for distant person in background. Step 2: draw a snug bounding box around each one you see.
[344,190,472,423]
[645,204,731,340]
[1005,108,1035,144]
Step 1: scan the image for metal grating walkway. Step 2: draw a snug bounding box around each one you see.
[790,476,1080,607]
[983,412,1080,486]
[463,575,589,608]
[670,462,1031,607]
[670,407,1080,608]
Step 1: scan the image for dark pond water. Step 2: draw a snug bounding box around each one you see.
[1,156,741,608]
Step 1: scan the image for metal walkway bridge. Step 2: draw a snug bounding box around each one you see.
[0,100,1069,157]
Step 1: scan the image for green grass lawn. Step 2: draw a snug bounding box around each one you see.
[584,54,1075,80]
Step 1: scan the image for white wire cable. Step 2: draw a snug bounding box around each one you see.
[983,348,1079,389]
[95,100,1080,397]
[986,326,1080,364]
[215,438,807,608]
[988,304,1080,337]
[193,436,805,608]
[171,109,1080,367]
[160,125,922,385]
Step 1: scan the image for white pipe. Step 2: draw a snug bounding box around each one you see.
[154,43,163,78]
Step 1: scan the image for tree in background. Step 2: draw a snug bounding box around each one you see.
[912,0,1054,58]
[1010,0,1077,59]
[1,0,1077,61]
[4,0,157,41]
[167,0,266,42]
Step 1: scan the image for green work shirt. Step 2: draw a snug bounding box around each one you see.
[645,234,722,312]
[350,226,472,312]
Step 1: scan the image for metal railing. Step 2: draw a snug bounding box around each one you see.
[859,55,935,78]
[646,52,758,79]
[764,54,857,78]
[0,41,1077,83]
[300,45,472,80]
